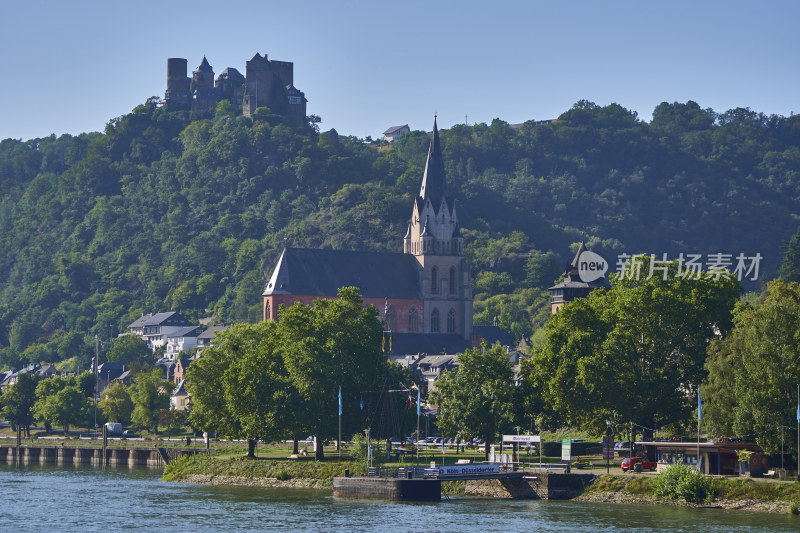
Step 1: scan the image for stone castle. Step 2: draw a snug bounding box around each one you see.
[164,53,307,124]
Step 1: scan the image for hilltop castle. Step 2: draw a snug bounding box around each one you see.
[164,53,307,124]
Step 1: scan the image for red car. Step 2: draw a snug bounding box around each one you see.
[621,457,657,472]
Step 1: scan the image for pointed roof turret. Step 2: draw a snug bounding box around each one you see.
[571,241,588,268]
[419,116,447,203]
[197,56,213,72]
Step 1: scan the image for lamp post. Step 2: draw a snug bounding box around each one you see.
[606,419,611,474]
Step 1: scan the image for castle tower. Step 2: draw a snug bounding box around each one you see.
[405,118,472,340]
[191,56,218,111]
[165,58,190,110]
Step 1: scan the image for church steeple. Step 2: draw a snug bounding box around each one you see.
[404,117,463,257]
[419,116,447,203]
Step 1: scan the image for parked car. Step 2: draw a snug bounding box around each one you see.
[614,441,632,450]
[621,457,657,472]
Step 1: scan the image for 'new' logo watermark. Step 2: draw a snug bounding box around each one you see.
[578,251,608,282]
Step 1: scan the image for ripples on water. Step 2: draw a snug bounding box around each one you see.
[0,465,797,532]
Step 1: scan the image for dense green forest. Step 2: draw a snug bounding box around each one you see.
[1,97,799,370]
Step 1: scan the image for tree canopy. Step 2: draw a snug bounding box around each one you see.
[2,99,799,367]
[703,281,800,455]
[429,343,516,460]
[524,256,740,438]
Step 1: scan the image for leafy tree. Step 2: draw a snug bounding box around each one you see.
[273,287,387,459]
[130,368,172,433]
[703,281,800,455]
[429,343,516,461]
[778,227,800,283]
[221,322,297,456]
[524,256,740,439]
[34,386,92,434]
[98,381,134,425]
[0,372,38,436]
[106,335,152,366]
[158,408,185,440]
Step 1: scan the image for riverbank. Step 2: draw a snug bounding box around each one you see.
[577,474,800,514]
[163,456,800,514]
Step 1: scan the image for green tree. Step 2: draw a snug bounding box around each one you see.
[524,256,740,438]
[34,386,92,434]
[98,381,134,425]
[778,228,800,283]
[130,369,172,433]
[429,343,516,461]
[106,335,152,366]
[703,281,800,455]
[273,287,387,459]
[0,372,38,436]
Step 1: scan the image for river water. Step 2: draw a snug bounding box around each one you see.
[0,465,797,532]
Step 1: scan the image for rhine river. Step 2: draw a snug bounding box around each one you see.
[1,465,798,531]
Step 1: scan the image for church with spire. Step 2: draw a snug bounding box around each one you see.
[262,118,504,355]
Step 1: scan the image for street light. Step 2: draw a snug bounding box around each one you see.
[606,419,611,474]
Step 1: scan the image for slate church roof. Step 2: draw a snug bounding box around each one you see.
[263,247,422,299]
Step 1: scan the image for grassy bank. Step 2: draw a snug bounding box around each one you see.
[583,474,800,514]
[162,454,366,487]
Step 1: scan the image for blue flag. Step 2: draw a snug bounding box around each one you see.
[360,394,364,411]
[417,387,421,417]
[698,386,702,421]
[338,386,342,416]
[796,397,799,423]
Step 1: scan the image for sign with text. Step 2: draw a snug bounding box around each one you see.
[436,464,501,476]
[561,439,571,461]
[602,436,614,460]
[502,435,541,444]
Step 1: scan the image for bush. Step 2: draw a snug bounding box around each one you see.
[350,433,386,465]
[274,468,291,481]
[652,461,715,503]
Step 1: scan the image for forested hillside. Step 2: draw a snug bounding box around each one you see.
[1,97,799,370]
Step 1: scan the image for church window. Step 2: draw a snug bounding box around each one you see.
[449,268,456,295]
[265,301,271,321]
[431,309,440,333]
[431,267,438,294]
[408,307,418,332]
[386,306,396,331]
[447,309,456,333]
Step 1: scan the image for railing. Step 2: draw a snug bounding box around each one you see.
[367,466,431,479]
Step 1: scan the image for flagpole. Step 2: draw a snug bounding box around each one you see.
[697,385,702,474]
[416,387,421,466]
[796,383,799,476]
[338,386,342,461]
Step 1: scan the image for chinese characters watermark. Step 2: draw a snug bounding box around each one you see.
[612,252,762,282]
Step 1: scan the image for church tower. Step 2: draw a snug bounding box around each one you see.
[404,118,473,341]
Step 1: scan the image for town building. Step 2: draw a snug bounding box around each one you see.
[382,124,410,143]
[127,312,193,352]
[263,118,506,355]
[164,53,307,125]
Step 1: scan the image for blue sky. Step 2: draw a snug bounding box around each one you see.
[1,0,798,141]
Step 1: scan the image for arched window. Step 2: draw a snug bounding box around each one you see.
[431,267,438,294]
[386,306,396,332]
[265,301,272,321]
[447,309,456,333]
[431,308,440,333]
[408,307,418,332]
[449,267,456,295]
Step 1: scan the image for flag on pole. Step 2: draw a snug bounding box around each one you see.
[698,386,702,421]
[417,387,421,417]
[796,396,799,423]
[338,386,342,416]
[360,394,364,411]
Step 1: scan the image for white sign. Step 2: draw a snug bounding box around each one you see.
[502,435,541,444]
[436,464,501,476]
[578,251,608,282]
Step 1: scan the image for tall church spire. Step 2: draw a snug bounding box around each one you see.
[419,116,447,202]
